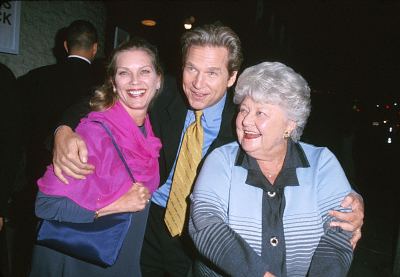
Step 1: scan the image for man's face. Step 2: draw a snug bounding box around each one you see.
[182,46,237,110]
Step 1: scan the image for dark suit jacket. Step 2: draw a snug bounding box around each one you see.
[18,57,99,181]
[60,74,238,189]
[18,57,97,137]
[0,63,23,216]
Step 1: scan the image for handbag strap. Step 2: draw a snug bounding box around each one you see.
[91,120,135,183]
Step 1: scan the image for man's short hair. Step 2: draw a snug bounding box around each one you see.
[181,22,243,76]
[65,20,98,51]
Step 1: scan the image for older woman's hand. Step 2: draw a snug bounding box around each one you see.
[95,183,151,217]
[329,192,364,249]
[53,125,95,184]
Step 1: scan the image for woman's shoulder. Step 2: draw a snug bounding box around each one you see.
[298,141,339,166]
[75,118,112,147]
[203,141,240,167]
[299,141,334,155]
[76,117,107,134]
[211,141,240,156]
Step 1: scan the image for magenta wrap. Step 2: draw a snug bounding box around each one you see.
[37,101,162,211]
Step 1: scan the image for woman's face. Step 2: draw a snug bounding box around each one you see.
[113,49,161,117]
[236,96,295,160]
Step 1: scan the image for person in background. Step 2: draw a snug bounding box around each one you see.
[12,20,100,276]
[0,63,24,277]
[29,37,162,277]
[189,61,354,276]
[50,23,364,276]
[18,19,100,182]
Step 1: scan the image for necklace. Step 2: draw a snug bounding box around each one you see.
[266,172,277,179]
[259,158,284,180]
[264,165,283,179]
[266,172,274,178]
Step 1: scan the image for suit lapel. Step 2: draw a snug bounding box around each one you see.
[160,92,187,177]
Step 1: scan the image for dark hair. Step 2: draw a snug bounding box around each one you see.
[181,23,243,76]
[65,20,98,51]
[90,37,164,111]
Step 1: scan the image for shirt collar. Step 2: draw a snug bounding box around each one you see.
[202,92,226,126]
[188,92,226,128]
[235,139,310,190]
[68,55,91,64]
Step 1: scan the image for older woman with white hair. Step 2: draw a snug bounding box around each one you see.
[189,61,354,277]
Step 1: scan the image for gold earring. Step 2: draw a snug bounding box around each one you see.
[283,131,290,139]
[113,87,116,93]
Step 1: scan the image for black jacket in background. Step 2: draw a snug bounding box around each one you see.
[0,63,23,217]
[18,57,99,184]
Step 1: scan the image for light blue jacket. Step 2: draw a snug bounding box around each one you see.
[189,141,353,277]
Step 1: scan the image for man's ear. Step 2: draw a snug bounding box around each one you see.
[63,41,69,53]
[92,43,98,57]
[227,71,238,88]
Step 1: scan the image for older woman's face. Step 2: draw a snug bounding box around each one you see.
[236,96,295,159]
[113,49,161,116]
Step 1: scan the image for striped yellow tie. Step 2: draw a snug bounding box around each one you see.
[165,110,204,237]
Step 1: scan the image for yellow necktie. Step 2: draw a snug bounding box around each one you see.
[165,110,204,237]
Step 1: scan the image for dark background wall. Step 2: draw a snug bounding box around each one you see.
[0,1,398,276]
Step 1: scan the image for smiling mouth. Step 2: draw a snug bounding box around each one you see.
[191,89,208,98]
[244,131,261,139]
[127,89,145,97]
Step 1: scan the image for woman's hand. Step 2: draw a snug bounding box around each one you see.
[53,125,94,184]
[96,183,151,217]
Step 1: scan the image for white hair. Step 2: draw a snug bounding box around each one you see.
[234,61,311,142]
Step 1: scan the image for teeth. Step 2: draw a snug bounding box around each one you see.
[127,89,145,96]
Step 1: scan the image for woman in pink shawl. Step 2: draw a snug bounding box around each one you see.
[30,38,163,277]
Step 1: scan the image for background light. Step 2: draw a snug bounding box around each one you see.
[183,16,195,30]
[141,19,156,27]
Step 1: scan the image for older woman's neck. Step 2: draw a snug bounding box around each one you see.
[259,141,288,163]
[255,142,288,183]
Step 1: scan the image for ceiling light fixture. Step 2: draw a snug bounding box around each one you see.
[141,19,156,27]
[183,16,195,30]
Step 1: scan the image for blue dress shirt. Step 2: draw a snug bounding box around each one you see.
[151,93,227,207]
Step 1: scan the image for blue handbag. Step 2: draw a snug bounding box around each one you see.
[36,121,134,267]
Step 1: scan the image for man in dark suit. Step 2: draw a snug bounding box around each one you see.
[51,23,364,277]
[10,20,99,276]
[0,63,22,233]
[18,19,99,182]
[0,63,23,277]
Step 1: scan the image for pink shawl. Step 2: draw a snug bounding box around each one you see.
[37,101,162,210]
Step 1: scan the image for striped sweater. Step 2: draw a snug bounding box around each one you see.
[189,141,353,277]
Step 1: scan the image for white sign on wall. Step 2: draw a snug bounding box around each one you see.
[0,1,21,54]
